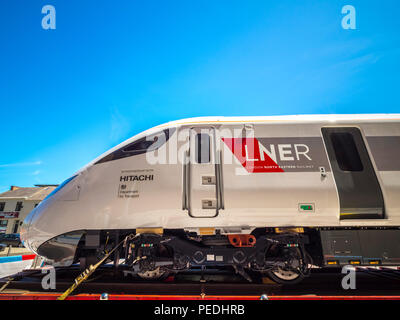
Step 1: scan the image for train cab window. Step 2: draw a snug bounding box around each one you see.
[123,134,161,153]
[95,128,175,164]
[330,132,363,171]
[195,133,210,164]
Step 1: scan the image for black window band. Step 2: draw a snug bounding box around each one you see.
[95,128,175,165]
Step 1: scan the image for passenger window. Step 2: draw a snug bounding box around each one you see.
[195,133,210,163]
[330,132,363,171]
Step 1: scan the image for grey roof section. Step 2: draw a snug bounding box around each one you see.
[0,186,57,201]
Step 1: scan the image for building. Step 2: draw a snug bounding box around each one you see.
[0,185,57,234]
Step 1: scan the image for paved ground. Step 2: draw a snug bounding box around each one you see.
[0,248,36,278]
[0,247,32,257]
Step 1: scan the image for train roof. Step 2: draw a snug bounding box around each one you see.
[76,113,400,175]
[156,114,400,127]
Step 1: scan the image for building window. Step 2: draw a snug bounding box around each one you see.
[0,202,5,211]
[0,220,8,234]
[330,132,363,172]
[15,201,23,212]
[195,133,211,164]
[13,220,19,234]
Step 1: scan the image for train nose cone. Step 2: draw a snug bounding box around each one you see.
[20,206,38,249]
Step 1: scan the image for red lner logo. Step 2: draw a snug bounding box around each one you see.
[222,138,312,173]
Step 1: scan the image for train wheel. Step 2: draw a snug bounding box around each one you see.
[264,245,307,284]
[266,267,304,284]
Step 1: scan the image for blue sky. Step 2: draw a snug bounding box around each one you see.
[0,0,399,192]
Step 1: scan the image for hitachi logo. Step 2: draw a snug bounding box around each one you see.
[120,175,154,182]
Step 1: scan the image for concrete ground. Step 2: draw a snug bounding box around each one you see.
[0,247,32,257]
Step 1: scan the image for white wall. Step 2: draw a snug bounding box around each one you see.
[0,199,39,234]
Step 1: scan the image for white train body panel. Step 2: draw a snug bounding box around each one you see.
[21,114,400,256]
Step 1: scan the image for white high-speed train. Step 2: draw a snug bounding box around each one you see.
[21,114,400,283]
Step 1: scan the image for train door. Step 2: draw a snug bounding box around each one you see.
[182,127,224,217]
[321,127,385,219]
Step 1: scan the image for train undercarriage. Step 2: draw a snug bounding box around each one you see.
[36,226,400,284]
[73,228,320,284]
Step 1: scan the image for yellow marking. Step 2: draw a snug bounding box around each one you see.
[327,261,338,265]
[199,227,215,235]
[369,260,380,265]
[57,236,129,300]
[349,260,361,265]
[262,277,276,284]
[136,228,163,235]
[0,277,14,293]
[275,227,304,234]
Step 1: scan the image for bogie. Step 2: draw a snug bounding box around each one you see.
[73,229,313,283]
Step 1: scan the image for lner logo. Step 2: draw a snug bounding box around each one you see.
[222,137,328,173]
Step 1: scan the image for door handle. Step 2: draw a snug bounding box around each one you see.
[182,150,187,210]
[182,150,190,211]
[215,150,225,210]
